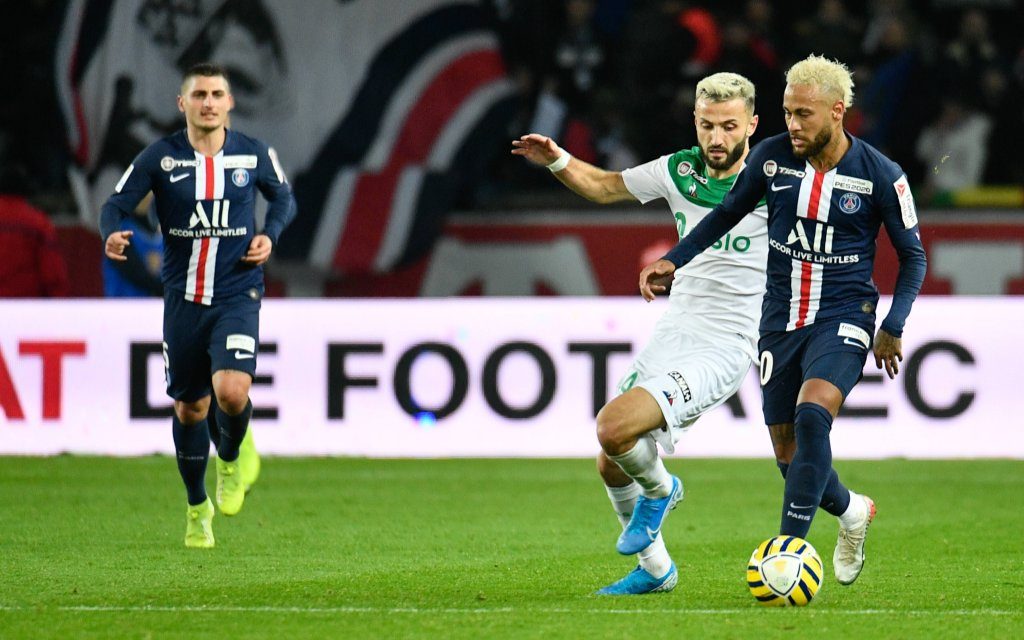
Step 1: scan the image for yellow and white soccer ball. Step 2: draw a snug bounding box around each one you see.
[747,535,823,606]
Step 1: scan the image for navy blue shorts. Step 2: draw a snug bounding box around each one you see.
[758,318,874,426]
[162,289,261,402]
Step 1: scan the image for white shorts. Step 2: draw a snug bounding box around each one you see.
[615,316,753,454]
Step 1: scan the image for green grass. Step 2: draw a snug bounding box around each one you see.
[1,457,1021,639]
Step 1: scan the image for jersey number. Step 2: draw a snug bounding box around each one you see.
[759,351,773,386]
[674,212,687,240]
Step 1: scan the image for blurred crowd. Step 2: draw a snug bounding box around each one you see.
[484,0,1024,207]
[2,1,1023,297]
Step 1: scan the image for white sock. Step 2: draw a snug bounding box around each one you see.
[638,535,673,578]
[604,482,673,577]
[608,438,672,498]
[605,482,641,527]
[838,490,867,529]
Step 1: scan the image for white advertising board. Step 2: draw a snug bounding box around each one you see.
[0,298,1020,458]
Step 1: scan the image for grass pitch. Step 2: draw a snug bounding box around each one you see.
[1,456,1021,639]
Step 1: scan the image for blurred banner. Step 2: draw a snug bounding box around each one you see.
[57,0,516,273]
[333,211,1024,297]
[1,298,1020,458]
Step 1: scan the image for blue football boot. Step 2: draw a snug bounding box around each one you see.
[596,563,678,595]
[616,475,683,555]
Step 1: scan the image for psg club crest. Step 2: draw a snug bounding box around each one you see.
[839,192,861,214]
[232,168,250,187]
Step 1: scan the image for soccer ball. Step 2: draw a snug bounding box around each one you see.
[747,535,823,606]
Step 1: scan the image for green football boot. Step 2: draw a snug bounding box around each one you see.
[185,497,215,549]
[216,457,245,516]
[238,427,261,494]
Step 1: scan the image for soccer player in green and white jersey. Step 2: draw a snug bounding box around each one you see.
[513,72,768,594]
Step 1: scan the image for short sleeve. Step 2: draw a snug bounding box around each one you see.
[621,155,671,204]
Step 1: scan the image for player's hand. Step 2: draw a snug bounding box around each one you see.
[873,329,902,379]
[639,259,677,302]
[105,230,133,261]
[511,133,564,167]
[241,234,273,266]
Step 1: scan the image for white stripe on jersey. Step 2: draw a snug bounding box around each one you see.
[184,237,220,305]
[193,151,226,200]
[786,260,824,330]
[788,165,835,330]
[814,169,836,223]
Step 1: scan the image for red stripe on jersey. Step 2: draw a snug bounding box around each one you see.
[192,237,211,303]
[332,50,505,272]
[204,156,215,200]
[796,170,826,327]
[806,170,825,220]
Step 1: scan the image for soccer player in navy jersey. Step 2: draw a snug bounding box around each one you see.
[101,63,296,548]
[640,55,927,585]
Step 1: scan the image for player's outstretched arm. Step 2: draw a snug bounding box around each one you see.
[873,329,902,379]
[638,259,676,302]
[510,134,634,204]
[104,230,134,262]
[241,234,273,266]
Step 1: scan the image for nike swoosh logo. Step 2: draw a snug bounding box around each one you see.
[645,526,660,541]
[770,183,792,192]
[789,502,814,509]
[170,173,189,183]
[234,352,254,360]
[843,338,867,348]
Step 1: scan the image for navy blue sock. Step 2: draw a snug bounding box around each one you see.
[819,468,851,516]
[777,460,850,516]
[207,409,221,450]
[780,403,834,537]
[216,399,252,462]
[172,415,210,506]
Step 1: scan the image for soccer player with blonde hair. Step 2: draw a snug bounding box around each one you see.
[641,55,927,585]
[513,72,768,594]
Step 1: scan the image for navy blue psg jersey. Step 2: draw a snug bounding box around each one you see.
[101,129,296,305]
[664,132,926,336]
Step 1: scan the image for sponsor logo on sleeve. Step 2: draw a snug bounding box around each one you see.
[894,175,918,229]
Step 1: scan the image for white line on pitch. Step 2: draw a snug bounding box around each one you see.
[0,605,1018,616]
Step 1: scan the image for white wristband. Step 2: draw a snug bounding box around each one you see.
[546,152,571,172]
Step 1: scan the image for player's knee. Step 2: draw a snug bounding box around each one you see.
[214,380,251,414]
[174,400,209,425]
[595,404,630,451]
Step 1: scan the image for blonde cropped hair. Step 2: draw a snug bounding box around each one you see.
[786,54,855,108]
[695,72,756,115]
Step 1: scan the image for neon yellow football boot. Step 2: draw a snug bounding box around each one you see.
[238,427,261,494]
[185,497,215,548]
[216,457,245,516]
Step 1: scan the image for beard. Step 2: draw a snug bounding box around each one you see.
[791,126,832,159]
[700,137,747,171]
